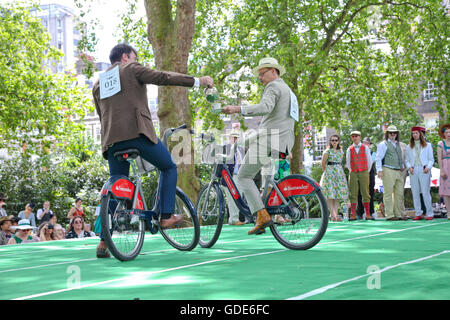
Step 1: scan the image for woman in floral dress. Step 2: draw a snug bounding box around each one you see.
[320,135,349,221]
[437,123,450,220]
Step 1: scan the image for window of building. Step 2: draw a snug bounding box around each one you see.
[95,127,101,143]
[314,134,327,161]
[423,81,436,101]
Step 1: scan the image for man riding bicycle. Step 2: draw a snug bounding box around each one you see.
[92,43,213,258]
[222,57,297,235]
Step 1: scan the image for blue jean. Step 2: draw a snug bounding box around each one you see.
[107,135,178,215]
[100,136,177,242]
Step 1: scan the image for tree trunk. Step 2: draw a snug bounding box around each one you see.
[144,0,200,201]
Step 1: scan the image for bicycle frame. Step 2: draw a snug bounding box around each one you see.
[101,124,192,234]
[203,162,294,219]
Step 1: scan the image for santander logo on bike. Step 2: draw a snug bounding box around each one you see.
[115,185,132,193]
[111,179,135,199]
[283,185,309,191]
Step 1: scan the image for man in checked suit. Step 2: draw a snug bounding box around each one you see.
[222,57,296,235]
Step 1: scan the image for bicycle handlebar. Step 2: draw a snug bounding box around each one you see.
[162,124,194,147]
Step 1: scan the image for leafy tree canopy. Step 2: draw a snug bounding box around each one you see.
[0,2,93,156]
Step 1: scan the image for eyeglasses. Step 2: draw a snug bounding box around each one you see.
[73,221,82,224]
[351,135,359,138]
[389,132,397,135]
[258,68,272,78]
[331,139,339,142]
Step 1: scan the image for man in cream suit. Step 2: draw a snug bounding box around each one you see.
[376,125,406,221]
[222,57,296,235]
[405,126,434,220]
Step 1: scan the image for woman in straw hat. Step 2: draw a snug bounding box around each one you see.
[7,219,39,244]
[437,123,450,219]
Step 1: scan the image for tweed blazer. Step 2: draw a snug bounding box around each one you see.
[93,62,195,159]
[241,78,295,154]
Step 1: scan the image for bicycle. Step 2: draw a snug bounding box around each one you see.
[196,133,328,250]
[100,124,200,261]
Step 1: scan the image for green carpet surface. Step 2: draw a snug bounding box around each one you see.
[1,219,449,300]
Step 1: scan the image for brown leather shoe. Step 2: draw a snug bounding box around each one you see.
[248,209,273,235]
[160,214,183,229]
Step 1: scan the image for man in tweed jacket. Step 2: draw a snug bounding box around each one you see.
[93,43,213,257]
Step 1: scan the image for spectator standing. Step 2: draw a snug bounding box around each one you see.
[18,203,37,227]
[0,193,8,217]
[65,217,95,239]
[67,198,85,220]
[320,135,349,221]
[346,131,373,221]
[437,123,450,220]
[0,215,14,245]
[36,201,53,224]
[8,219,39,244]
[93,204,102,236]
[222,128,246,226]
[405,126,434,220]
[375,125,407,221]
[357,137,376,218]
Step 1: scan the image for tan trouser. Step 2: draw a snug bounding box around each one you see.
[382,167,404,219]
[349,170,370,203]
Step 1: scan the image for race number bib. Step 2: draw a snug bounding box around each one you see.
[99,66,121,99]
[289,90,299,122]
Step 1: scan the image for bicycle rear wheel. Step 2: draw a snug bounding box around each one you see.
[265,175,328,250]
[100,189,146,261]
[159,187,200,251]
[196,182,225,248]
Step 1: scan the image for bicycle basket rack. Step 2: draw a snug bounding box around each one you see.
[201,143,218,165]
[136,156,156,173]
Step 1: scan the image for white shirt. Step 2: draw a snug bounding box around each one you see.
[37,208,53,220]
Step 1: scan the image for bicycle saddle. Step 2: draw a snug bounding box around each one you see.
[113,148,141,160]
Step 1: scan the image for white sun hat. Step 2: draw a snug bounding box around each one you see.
[11,219,36,230]
[252,57,286,77]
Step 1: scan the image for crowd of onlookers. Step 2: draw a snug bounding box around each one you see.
[318,124,450,222]
[0,196,98,246]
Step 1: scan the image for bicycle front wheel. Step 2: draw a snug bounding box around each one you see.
[100,189,146,261]
[159,187,200,251]
[265,175,328,250]
[196,182,225,248]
